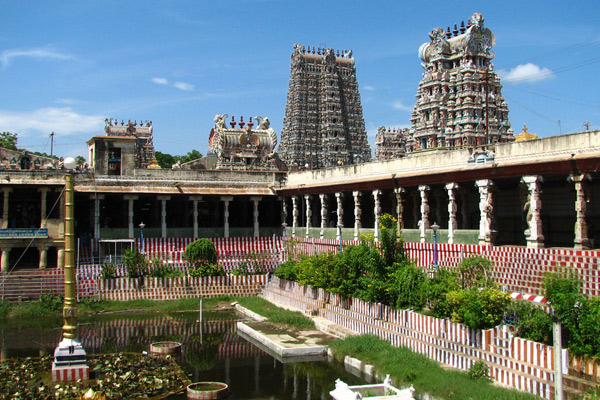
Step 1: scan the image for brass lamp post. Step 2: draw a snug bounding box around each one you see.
[52,160,89,381]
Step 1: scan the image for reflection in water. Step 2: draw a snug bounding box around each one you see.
[0,311,365,399]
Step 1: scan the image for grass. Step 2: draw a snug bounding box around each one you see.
[329,335,542,400]
[235,296,315,329]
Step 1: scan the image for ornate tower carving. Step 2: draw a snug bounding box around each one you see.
[279,44,371,170]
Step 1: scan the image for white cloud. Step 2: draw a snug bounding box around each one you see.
[0,107,103,137]
[173,81,194,91]
[391,100,412,112]
[0,47,74,68]
[151,77,169,85]
[363,85,375,92]
[499,63,555,83]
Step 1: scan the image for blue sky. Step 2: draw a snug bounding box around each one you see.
[1,1,599,159]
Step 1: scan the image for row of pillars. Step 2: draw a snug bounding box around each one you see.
[284,174,592,249]
[95,195,263,239]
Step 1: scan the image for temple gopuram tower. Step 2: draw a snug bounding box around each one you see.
[410,13,514,150]
[279,44,371,170]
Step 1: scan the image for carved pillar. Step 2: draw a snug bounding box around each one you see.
[1,248,10,272]
[335,192,344,241]
[445,183,458,244]
[157,195,170,238]
[281,196,288,226]
[476,180,494,245]
[93,194,103,239]
[521,175,544,248]
[394,187,405,233]
[304,195,311,238]
[291,196,298,238]
[39,246,48,269]
[221,196,233,238]
[373,189,381,240]
[353,191,362,240]
[418,185,430,243]
[124,195,137,239]
[1,188,11,229]
[319,194,327,239]
[39,187,50,228]
[251,196,261,238]
[571,174,591,250]
[190,195,202,238]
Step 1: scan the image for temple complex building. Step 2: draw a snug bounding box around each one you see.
[373,127,413,161]
[278,44,371,170]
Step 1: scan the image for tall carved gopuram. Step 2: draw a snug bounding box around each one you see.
[279,44,371,170]
[410,13,514,151]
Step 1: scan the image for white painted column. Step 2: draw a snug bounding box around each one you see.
[251,196,261,237]
[319,194,327,239]
[418,185,430,243]
[291,196,298,238]
[373,189,381,240]
[522,175,544,248]
[394,187,405,233]
[57,248,64,269]
[93,194,103,239]
[1,188,11,229]
[281,196,288,226]
[1,248,10,272]
[571,174,590,250]
[39,247,47,269]
[353,191,362,241]
[38,187,49,228]
[221,196,233,238]
[335,192,344,241]
[446,183,458,244]
[304,195,311,239]
[190,195,202,238]
[125,195,138,239]
[157,195,170,238]
[476,179,494,245]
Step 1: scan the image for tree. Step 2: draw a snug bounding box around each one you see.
[180,149,203,164]
[154,151,177,169]
[75,156,86,169]
[0,132,18,150]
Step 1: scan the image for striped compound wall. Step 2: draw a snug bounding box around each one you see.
[262,277,598,399]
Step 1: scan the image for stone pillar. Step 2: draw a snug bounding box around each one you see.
[221,196,233,238]
[124,195,138,239]
[39,247,48,269]
[335,192,344,240]
[1,248,10,273]
[281,196,288,226]
[418,185,430,243]
[446,183,458,244]
[394,187,405,233]
[251,196,261,237]
[93,194,103,239]
[1,188,11,229]
[353,191,362,241]
[190,196,202,238]
[157,196,170,238]
[373,189,381,240]
[39,187,50,228]
[571,174,590,250]
[291,196,299,238]
[521,175,544,248]
[57,248,64,269]
[476,180,494,245]
[304,195,311,239]
[319,194,327,239]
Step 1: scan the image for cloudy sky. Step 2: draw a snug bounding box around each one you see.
[1,1,599,159]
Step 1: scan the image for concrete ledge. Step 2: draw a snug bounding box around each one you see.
[233,303,267,322]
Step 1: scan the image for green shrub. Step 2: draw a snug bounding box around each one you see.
[447,287,511,330]
[122,247,147,278]
[506,300,552,345]
[467,360,490,380]
[379,213,405,267]
[577,296,600,358]
[425,267,459,318]
[543,269,583,348]
[189,263,225,277]
[391,262,428,310]
[184,239,218,267]
[100,263,118,279]
[458,256,494,288]
[39,294,64,312]
[147,259,184,278]
[231,261,250,276]
[273,259,298,281]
